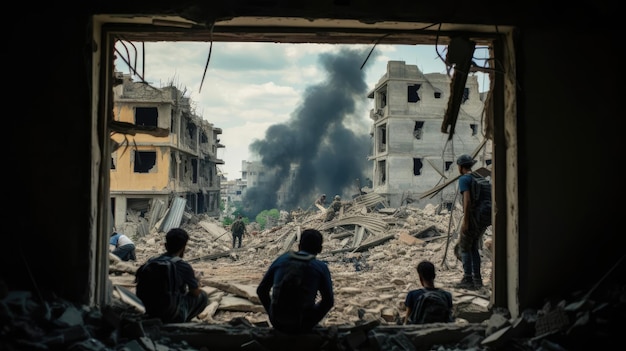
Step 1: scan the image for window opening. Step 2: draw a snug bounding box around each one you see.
[408,84,421,103]
[135,107,158,127]
[470,123,478,136]
[111,151,117,170]
[413,121,425,139]
[378,87,387,109]
[377,160,386,185]
[377,124,387,153]
[133,150,156,173]
[413,158,423,175]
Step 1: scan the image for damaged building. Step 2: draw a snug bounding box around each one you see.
[3,1,625,351]
[110,73,225,232]
[368,60,491,208]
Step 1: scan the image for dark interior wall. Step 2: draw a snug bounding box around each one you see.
[3,3,624,311]
[516,27,623,307]
[4,15,94,302]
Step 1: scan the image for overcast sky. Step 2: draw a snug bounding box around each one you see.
[114,42,490,180]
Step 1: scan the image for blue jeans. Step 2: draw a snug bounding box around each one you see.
[112,244,136,261]
[459,227,486,280]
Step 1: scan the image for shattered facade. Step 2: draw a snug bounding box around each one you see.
[368,61,491,208]
[110,73,225,232]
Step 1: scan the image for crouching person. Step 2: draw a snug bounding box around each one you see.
[135,228,208,323]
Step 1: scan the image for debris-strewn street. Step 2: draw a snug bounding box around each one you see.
[2,199,623,350]
[110,200,493,327]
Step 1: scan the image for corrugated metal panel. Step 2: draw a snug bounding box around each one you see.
[148,199,165,230]
[160,197,186,233]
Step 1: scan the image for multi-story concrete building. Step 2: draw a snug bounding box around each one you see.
[110,73,224,231]
[368,61,491,208]
[220,173,247,217]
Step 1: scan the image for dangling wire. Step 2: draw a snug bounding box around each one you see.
[198,22,215,93]
[360,22,441,71]
[360,33,391,70]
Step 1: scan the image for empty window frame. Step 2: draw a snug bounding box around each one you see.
[470,123,478,136]
[413,158,423,175]
[133,150,156,173]
[111,151,117,170]
[408,84,421,103]
[377,87,387,109]
[377,124,387,153]
[377,160,386,185]
[434,91,442,99]
[191,158,198,183]
[135,107,158,127]
[445,161,453,171]
[413,121,425,139]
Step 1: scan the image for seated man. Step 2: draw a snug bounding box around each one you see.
[135,228,209,323]
[257,229,334,333]
[404,260,454,324]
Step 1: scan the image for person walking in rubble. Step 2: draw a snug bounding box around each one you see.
[324,195,343,222]
[109,231,136,261]
[231,215,247,249]
[455,154,488,290]
[314,194,327,212]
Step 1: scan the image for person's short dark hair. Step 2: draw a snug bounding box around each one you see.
[417,260,436,282]
[165,228,189,254]
[299,229,323,255]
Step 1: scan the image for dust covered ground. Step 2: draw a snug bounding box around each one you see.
[109,201,493,327]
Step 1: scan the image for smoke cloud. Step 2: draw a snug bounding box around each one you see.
[242,47,377,216]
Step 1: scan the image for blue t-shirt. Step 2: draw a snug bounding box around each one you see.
[110,233,121,246]
[458,173,473,195]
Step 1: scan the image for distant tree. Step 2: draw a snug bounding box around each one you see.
[222,217,234,226]
[255,209,280,230]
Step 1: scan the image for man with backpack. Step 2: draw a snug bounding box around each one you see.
[455,154,490,290]
[135,228,208,323]
[231,215,247,249]
[256,228,335,334]
[404,260,453,324]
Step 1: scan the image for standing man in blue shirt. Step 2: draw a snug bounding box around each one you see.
[455,154,488,290]
[257,228,334,333]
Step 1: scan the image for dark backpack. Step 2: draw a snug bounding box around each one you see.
[135,255,182,320]
[232,220,245,235]
[469,172,492,228]
[270,251,315,332]
[408,289,452,324]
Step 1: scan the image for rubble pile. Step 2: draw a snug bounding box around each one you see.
[111,201,492,326]
[2,198,623,350]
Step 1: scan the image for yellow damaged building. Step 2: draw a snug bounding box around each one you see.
[110,73,224,233]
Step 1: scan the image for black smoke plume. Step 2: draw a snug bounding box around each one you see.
[242,47,376,216]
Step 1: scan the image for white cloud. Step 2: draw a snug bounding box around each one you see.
[115,41,489,180]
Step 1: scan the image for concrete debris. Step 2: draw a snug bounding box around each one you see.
[1,202,623,350]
